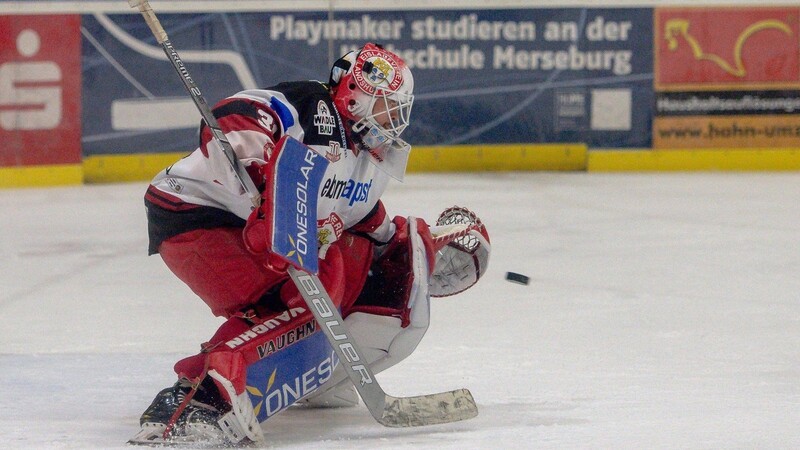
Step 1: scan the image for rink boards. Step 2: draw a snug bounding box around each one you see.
[2,2,800,186]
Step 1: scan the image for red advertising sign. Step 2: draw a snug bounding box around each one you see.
[655,7,800,89]
[0,15,81,166]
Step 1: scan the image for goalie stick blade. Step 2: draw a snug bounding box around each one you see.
[378,388,478,427]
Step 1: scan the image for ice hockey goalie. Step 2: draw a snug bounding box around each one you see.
[129,43,491,446]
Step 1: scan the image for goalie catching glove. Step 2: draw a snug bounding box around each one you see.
[298,206,490,407]
[428,206,491,297]
[372,205,491,299]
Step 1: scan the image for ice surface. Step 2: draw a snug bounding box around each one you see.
[1,172,798,449]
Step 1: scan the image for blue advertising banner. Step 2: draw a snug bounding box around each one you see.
[81,8,653,155]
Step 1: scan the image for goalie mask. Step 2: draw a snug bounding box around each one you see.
[329,43,414,181]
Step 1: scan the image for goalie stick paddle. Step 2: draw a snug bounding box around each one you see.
[128,0,478,430]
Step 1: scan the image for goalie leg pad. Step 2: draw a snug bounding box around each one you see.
[301,217,433,406]
[136,246,350,445]
[351,216,432,359]
[157,306,332,443]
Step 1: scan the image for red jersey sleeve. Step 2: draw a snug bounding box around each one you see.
[199,97,283,162]
[348,200,395,244]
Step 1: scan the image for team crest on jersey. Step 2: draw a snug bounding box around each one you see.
[353,45,403,95]
[313,101,335,135]
[317,213,344,247]
[325,141,342,162]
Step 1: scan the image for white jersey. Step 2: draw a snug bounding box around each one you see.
[145,81,395,254]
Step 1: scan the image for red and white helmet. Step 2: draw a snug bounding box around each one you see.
[329,43,414,180]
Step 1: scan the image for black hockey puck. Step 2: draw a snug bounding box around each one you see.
[505,272,530,285]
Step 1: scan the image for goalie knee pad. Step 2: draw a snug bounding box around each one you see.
[303,217,434,402]
[352,215,433,361]
[299,307,430,405]
[352,216,433,322]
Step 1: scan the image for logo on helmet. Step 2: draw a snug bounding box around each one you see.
[353,48,403,95]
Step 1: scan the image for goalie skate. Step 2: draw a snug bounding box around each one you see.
[128,422,240,448]
[128,381,253,447]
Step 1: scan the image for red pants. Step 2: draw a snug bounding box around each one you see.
[159,227,374,382]
[158,227,373,318]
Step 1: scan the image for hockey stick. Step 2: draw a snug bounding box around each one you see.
[127,0,260,210]
[129,0,477,429]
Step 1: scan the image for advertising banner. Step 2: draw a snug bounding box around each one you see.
[0,15,82,166]
[654,7,800,149]
[80,8,654,156]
